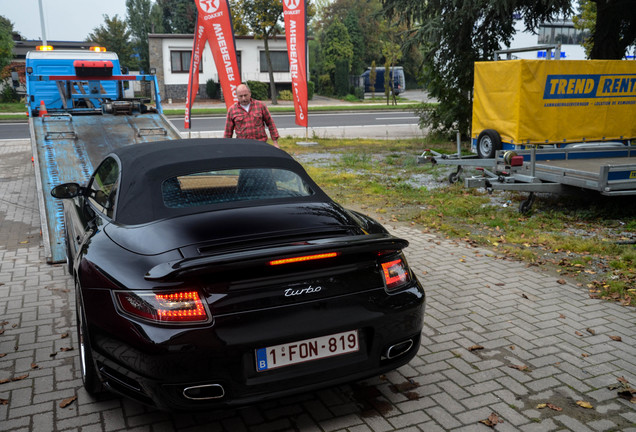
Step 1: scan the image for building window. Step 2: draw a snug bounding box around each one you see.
[171,51,203,73]
[259,51,289,73]
[538,23,589,45]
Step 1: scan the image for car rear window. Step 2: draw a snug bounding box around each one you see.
[161,168,314,208]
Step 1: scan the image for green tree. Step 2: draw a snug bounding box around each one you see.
[230,0,284,104]
[0,16,15,71]
[586,0,636,59]
[87,15,137,71]
[156,0,197,34]
[344,10,365,75]
[381,0,572,137]
[573,0,596,58]
[320,20,353,78]
[126,0,152,72]
[382,41,401,105]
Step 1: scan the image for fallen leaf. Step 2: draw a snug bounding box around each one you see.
[468,345,484,351]
[0,398,7,405]
[0,378,9,385]
[479,412,503,427]
[59,396,77,408]
[61,333,69,339]
[559,314,566,319]
[509,364,530,372]
[0,330,4,335]
[12,374,28,381]
[60,347,74,352]
[581,353,589,357]
[521,294,529,299]
[30,363,38,370]
[575,331,583,336]
[618,376,629,384]
[576,400,593,409]
[609,335,622,342]
[557,279,567,285]
[0,353,6,358]
[586,328,596,335]
[537,403,562,411]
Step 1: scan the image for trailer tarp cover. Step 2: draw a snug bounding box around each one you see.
[472,60,636,145]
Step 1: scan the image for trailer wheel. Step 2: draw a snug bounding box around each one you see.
[477,129,502,159]
[519,193,536,214]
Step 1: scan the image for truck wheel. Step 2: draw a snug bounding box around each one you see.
[477,129,502,159]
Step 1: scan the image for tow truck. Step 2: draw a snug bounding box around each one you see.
[26,46,182,263]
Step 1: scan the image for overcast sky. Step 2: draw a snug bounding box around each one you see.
[0,0,128,41]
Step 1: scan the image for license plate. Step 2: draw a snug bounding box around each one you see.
[256,330,359,372]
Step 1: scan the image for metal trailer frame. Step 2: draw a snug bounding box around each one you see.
[463,145,636,213]
[417,132,498,184]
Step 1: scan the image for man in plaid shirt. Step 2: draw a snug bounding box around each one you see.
[224,84,280,147]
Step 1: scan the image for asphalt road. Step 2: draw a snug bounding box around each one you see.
[0,111,423,141]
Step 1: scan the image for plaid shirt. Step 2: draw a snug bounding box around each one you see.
[223,98,279,142]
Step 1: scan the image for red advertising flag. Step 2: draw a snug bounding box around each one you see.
[283,0,308,127]
[185,20,206,129]
[187,0,241,117]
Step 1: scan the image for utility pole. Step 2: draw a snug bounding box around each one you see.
[38,0,48,45]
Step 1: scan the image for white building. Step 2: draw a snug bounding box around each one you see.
[148,34,293,100]
[501,17,588,60]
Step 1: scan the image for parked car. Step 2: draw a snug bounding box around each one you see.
[51,138,425,411]
[360,66,406,95]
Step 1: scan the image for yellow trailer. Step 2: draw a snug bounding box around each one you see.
[471,59,636,158]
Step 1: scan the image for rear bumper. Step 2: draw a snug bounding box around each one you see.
[86,284,425,411]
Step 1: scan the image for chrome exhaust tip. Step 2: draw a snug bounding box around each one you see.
[384,339,414,360]
[183,383,225,400]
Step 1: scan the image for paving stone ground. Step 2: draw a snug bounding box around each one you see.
[1,138,635,431]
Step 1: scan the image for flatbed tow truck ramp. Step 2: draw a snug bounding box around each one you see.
[26,47,181,263]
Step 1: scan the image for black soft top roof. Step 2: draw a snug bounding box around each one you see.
[111,138,328,225]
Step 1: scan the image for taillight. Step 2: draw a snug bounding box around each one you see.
[115,290,211,324]
[380,256,411,291]
[269,252,339,266]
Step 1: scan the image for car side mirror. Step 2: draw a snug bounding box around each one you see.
[51,183,83,199]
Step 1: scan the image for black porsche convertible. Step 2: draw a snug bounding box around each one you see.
[51,138,425,411]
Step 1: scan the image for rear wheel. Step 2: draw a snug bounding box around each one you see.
[75,281,103,395]
[477,129,502,159]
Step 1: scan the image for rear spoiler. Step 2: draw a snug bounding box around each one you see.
[144,233,408,281]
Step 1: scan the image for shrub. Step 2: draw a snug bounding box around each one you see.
[318,74,333,96]
[246,81,268,101]
[334,59,350,97]
[205,79,219,99]
[0,84,18,103]
[307,80,315,100]
[278,89,293,101]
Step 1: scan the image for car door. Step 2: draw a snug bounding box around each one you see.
[68,156,121,266]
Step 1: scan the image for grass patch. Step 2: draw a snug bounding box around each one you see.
[280,136,636,307]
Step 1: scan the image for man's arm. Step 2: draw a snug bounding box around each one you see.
[262,106,280,145]
[223,109,235,138]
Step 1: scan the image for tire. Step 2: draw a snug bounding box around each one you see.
[65,232,73,275]
[476,129,502,159]
[75,281,103,395]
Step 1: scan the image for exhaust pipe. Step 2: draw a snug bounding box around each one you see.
[183,384,225,400]
[384,339,414,359]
